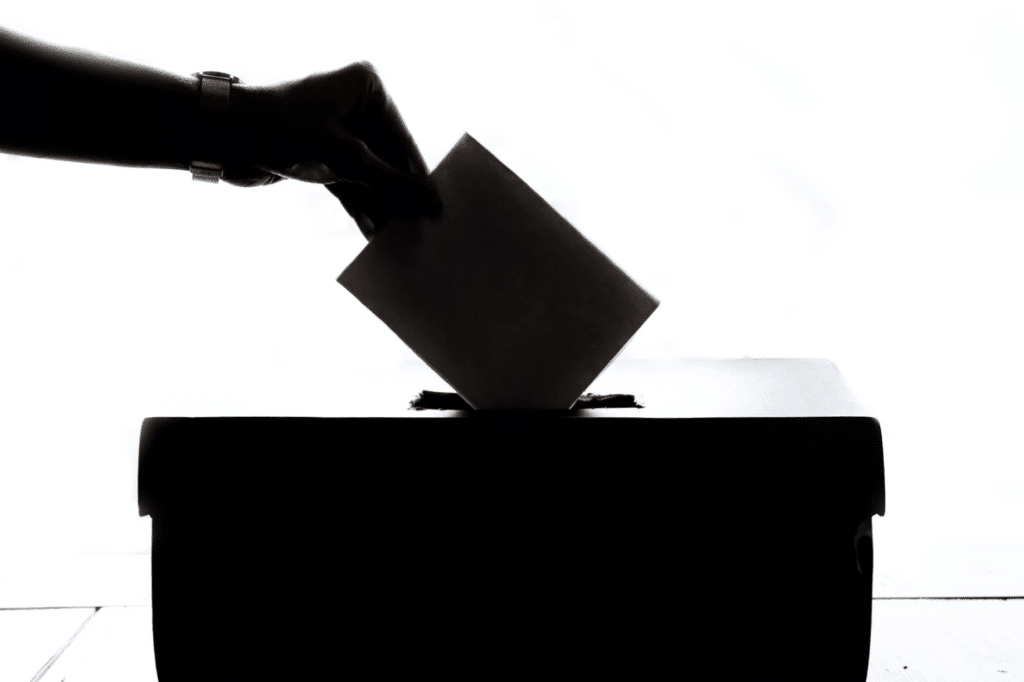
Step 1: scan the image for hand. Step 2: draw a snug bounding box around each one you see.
[226,62,441,240]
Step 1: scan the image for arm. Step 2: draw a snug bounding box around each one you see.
[0,24,208,170]
[0,24,440,236]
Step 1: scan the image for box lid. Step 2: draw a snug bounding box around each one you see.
[138,358,884,520]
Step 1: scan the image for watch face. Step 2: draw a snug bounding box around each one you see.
[194,71,240,84]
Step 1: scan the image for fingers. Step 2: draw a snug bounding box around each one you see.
[346,62,432,181]
[263,61,442,237]
[324,130,442,218]
[325,175,437,242]
[322,116,442,238]
[326,182,378,240]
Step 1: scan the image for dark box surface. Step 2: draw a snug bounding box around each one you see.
[139,360,884,681]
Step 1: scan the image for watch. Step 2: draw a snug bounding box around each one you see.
[190,71,242,183]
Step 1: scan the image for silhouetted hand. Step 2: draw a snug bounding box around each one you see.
[1,22,438,239]
[226,62,441,240]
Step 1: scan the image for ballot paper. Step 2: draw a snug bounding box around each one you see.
[338,133,659,410]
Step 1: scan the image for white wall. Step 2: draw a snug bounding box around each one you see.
[1,1,1022,595]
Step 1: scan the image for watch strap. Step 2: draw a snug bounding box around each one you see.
[190,71,242,184]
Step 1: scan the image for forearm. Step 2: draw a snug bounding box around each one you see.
[0,25,251,171]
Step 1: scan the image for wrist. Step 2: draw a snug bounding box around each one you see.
[222,82,284,171]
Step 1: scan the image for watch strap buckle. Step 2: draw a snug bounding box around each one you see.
[190,160,224,183]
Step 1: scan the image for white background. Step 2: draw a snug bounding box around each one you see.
[1,0,1023,597]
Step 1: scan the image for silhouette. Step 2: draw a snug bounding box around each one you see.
[0,24,441,240]
[139,410,883,681]
[2,26,883,682]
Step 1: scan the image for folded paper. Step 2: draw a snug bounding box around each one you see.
[338,133,659,410]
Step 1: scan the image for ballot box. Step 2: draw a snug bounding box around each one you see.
[138,359,884,682]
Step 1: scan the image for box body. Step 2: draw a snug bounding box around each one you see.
[140,412,883,681]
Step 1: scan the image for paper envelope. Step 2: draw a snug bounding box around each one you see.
[338,133,659,410]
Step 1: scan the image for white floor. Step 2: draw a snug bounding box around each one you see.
[3,600,1024,681]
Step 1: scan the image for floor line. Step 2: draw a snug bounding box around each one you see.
[874,596,1024,600]
[0,605,103,611]
[28,606,100,682]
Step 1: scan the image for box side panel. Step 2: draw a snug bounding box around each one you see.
[143,417,876,680]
